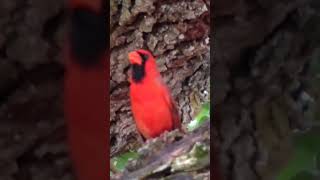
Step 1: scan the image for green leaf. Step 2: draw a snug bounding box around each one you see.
[316,152,320,171]
[293,128,320,153]
[187,102,210,132]
[111,151,139,172]
[290,171,317,180]
[277,148,315,180]
[277,127,320,180]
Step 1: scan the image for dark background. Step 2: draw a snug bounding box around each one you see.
[214,0,320,179]
[0,0,71,179]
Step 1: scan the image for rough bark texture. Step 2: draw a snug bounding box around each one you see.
[110,0,210,157]
[1,0,319,180]
[214,0,320,179]
[113,121,210,180]
[0,0,72,179]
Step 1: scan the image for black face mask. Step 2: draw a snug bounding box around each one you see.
[69,7,107,66]
[131,53,149,83]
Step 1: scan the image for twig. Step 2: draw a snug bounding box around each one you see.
[115,121,210,180]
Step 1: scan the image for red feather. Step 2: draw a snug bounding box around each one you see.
[129,49,181,139]
[64,0,107,179]
[69,0,102,11]
[64,56,107,180]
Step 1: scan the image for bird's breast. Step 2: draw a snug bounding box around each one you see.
[130,82,174,138]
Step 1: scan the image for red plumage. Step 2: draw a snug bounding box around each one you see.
[68,0,101,11]
[64,0,107,179]
[128,49,181,139]
[64,56,107,180]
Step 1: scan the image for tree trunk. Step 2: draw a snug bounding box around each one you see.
[110,0,210,157]
[214,0,320,179]
[0,0,71,179]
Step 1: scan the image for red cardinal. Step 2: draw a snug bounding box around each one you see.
[128,49,181,139]
[64,0,108,180]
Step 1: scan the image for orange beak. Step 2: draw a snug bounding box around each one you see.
[128,51,142,65]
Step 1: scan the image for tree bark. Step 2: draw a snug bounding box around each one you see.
[110,0,210,157]
[0,0,71,179]
[214,0,320,179]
